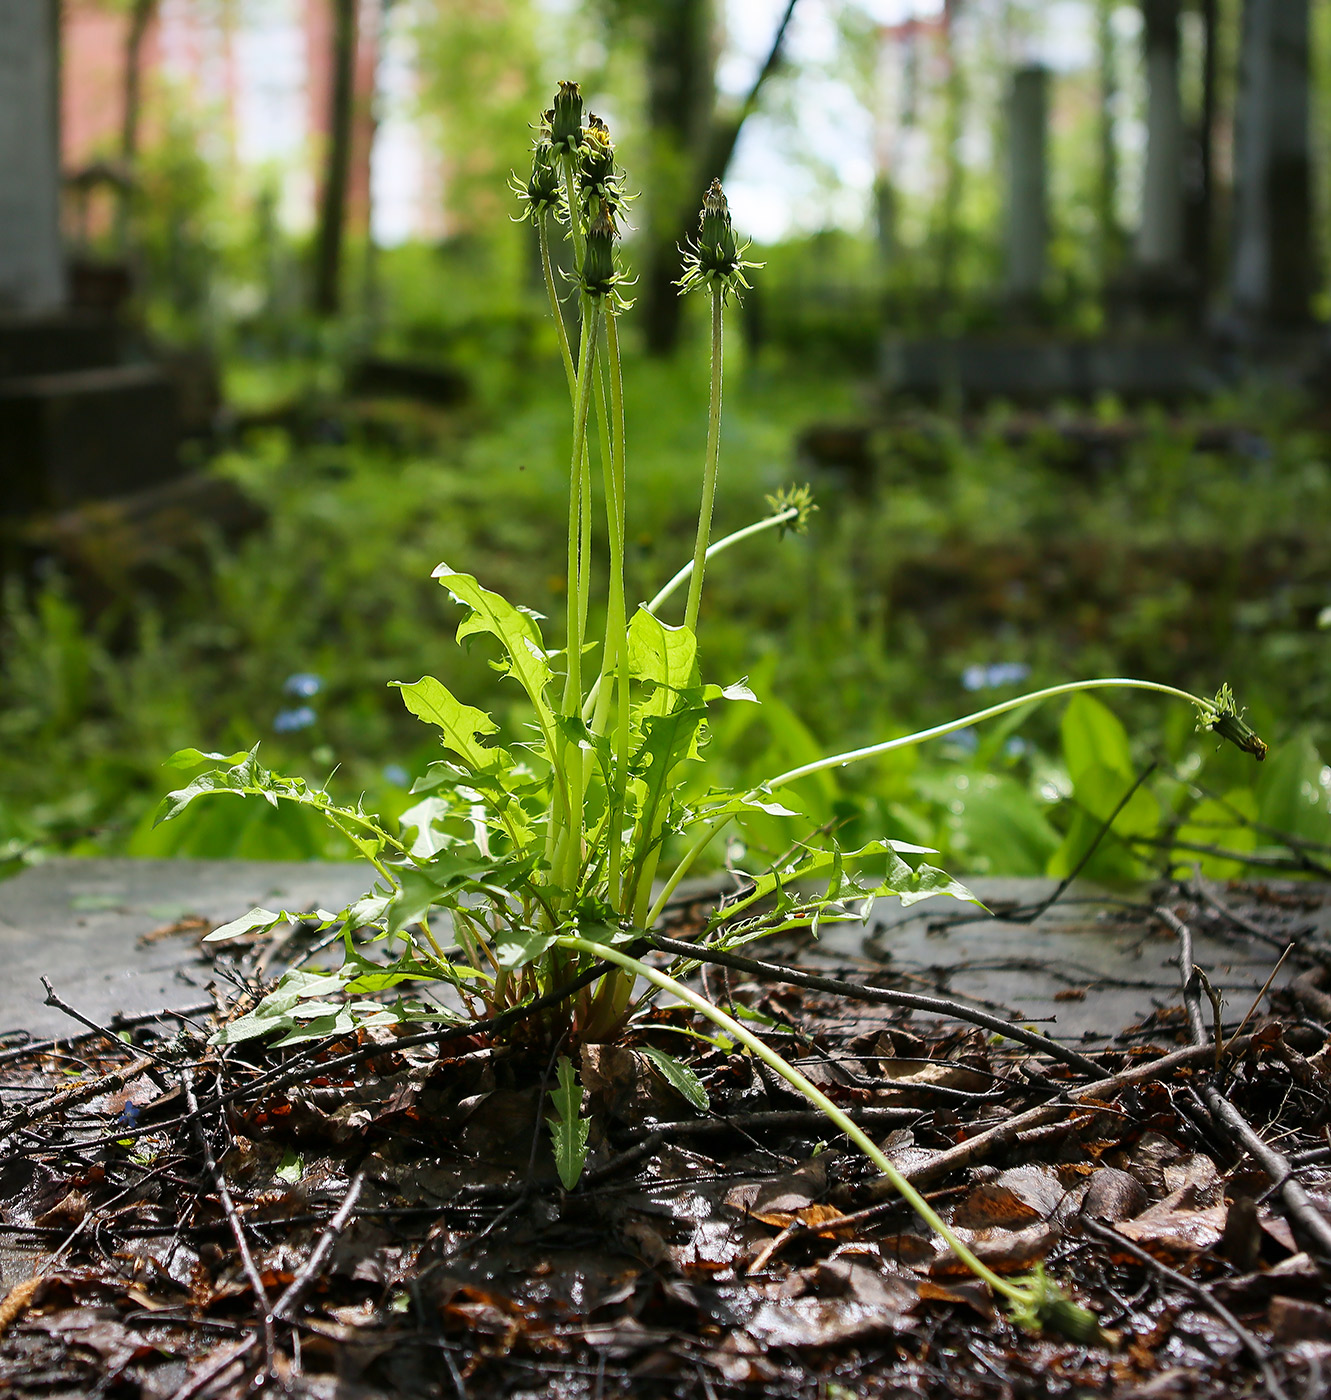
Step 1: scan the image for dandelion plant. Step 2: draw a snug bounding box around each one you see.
[157,82,1267,1336]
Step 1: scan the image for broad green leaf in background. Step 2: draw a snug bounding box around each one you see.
[1174,789,1258,878]
[1256,735,1330,849]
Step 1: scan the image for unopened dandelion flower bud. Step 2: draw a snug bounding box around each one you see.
[581,204,618,297]
[550,80,584,154]
[1199,683,1268,761]
[525,140,562,216]
[697,179,739,275]
[677,177,761,301]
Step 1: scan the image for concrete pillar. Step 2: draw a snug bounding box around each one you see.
[1231,0,1313,327]
[0,0,64,313]
[1005,65,1048,301]
[1137,0,1183,270]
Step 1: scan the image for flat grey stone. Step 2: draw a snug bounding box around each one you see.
[0,863,1320,1046]
[815,877,1322,1043]
[0,858,371,1040]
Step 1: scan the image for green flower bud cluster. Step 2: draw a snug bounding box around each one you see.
[678,178,762,302]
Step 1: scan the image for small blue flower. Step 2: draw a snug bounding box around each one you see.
[382,764,410,788]
[117,1102,141,1129]
[1004,737,1029,758]
[962,662,1031,692]
[950,727,979,754]
[274,706,318,733]
[283,673,323,698]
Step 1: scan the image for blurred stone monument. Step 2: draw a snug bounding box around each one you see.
[0,0,182,518]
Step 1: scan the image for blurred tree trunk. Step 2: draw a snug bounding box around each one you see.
[1136,0,1183,272]
[640,0,798,355]
[313,0,358,316]
[934,1,966,303]
[116,0,156,250]
[1181,0,1216,304]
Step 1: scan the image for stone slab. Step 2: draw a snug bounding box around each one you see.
[0,364,182,514]
[0,863,1319,1047]
[0,859,371,1041]
[815,877,1320,1045]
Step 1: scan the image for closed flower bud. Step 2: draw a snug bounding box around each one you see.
[550,80,584,154]
[696,179,739,276]
[677,177,762,301]
[526,140,562,215]
[581,202,618,298]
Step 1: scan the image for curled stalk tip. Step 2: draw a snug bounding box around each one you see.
[1006,1265,1115,1345]
[765,483,817,537]
[1199,684,1267,761]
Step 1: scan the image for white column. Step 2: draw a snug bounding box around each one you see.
[0,0,64,313]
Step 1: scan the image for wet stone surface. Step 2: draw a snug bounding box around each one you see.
[0,861,1319,1045]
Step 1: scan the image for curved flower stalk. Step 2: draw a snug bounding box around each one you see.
[559,934,1107,1344]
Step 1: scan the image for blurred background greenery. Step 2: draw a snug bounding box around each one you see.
[1,0,1328,883]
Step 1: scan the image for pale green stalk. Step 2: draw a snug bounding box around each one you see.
[765,679,1216,790]
[558,935,1043,1312]
[595,309,630,902]
[647,507,799,617]
[538,216,576,396]
[580,504,802,725]
[642,678,1224,930]
[548,308,600,887]
[683,285,725,633]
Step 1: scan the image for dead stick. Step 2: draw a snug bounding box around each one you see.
[646,934,1106,1076]
[894,1036,1258,1188]
[1160,904,1331,1269]
[1081,1217,1288,1400]
[167,1335,257,1400]
[40,976,174,1073]
[182,1069,276,1373]
[269,1167,367,1325]
[0,1055,154,1142]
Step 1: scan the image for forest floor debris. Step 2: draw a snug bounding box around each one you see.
[2,880,1330,1398]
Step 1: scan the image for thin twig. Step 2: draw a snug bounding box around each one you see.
[1160,905,1331,1270]
[0,1054,155,1143]
[41,977,174,1084]
[1081,1216,1289,1400]
[893,1035,1257,1188]
[269,1167,368,1325]
[646,933,1106,1076]
[182,1068,276,1373]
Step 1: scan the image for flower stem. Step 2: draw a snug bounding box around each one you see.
[683,284,725,634]
[538,215,576,398]
[763,679,1217,791]
[557,935,1033,1308]
[648,507,799,617]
